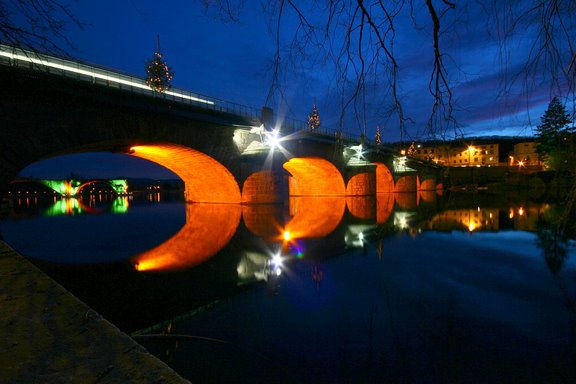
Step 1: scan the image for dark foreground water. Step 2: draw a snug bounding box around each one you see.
[1,191,575,383]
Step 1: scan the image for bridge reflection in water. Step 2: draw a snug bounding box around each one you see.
[133,203,242,272]
[2,191,548,274]
[130,193,421,273]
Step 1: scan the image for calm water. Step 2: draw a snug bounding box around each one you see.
[1,191,575,383]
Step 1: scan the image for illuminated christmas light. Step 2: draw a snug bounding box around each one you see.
[145,39,175,93]
[307,99,321,130]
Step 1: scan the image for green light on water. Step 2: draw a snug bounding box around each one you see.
[44,198,83,216]
[112,197,129,214]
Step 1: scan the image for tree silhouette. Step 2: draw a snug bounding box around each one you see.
[536,97,573,169]
[536,98,572,155]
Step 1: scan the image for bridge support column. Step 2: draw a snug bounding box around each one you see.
[417,175,437,191]
[241,170,288,204]
[344,164,376,196]
[394,174,417,192]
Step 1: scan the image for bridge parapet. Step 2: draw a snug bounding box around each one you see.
[0,44,262,124]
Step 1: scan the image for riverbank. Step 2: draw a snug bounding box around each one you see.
[0,241,190,383]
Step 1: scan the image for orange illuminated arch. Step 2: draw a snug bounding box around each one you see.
[132,203,241,272]
[284,196,346,239]
[130,143,240,203]
[374,162,394,193]
[283,157,345,196]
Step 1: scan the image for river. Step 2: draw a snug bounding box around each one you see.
[1,191,575,383]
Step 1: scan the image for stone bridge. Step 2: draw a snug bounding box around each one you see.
[0,44,442,204]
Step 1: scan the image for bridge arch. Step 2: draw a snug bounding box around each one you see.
[374,162,394,193]
[129,143,241,203]
[283,157,345,196]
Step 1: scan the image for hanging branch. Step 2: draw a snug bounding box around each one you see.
[0,0,85,55]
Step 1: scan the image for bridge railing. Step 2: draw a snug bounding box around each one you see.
[0,44,374,145]
[279,116,369,144]
[0,44,262,123]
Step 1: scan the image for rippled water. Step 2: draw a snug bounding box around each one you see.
[1,191,575,383]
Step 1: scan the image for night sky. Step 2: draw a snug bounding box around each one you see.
[15,1,574,179]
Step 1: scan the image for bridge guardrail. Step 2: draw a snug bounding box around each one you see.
[1,44,373,146]
[0,44,262,123]
[279,116,369,144]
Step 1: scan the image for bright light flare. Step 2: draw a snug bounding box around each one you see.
[265,129,281,149]
[271,253,283,268]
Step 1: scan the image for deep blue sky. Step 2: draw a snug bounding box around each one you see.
[17,1,574,179]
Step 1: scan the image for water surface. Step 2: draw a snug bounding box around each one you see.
[1,192,574,383]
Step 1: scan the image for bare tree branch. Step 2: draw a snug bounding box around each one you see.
[0,0,84,55]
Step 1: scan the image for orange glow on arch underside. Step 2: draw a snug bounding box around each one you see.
[130,144,241,203]
[283,157,345,196]
[132,203,241,272]
[374,163,394,193]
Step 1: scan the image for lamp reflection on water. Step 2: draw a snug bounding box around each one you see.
[45,198,82,216]
[242,196,346,242]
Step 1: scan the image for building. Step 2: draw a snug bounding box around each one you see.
[512,142,540,166]
[407,143,499,167]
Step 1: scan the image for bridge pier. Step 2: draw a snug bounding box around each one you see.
[417,175,436,191]
[241,170,288,204]
[343,164,377,196]
[394,174,418,192]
